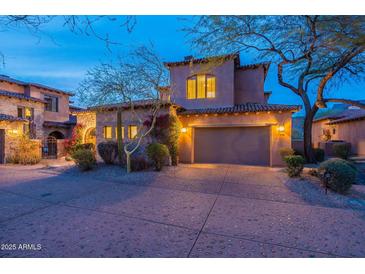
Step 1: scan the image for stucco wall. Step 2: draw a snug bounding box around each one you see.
[169,60,235,109]
[234,67,266,104]
[40,89,70,123]
[178,111,293,166]
[335,120,365,155]
[0,96,45,138]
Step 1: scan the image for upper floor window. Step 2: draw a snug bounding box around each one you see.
[186,74,216,99]
[44,95,59,112]
[17,106,34,120]
[103,126,113,139]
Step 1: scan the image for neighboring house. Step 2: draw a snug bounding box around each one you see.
[312,105,365,156]
[75,53,300,166]
[0,75,75,163]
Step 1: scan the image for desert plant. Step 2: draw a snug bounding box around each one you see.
[74,143,95,152]
[333,143,351,159]
[64,124,84,155]
[147,143,170,171]
[71,149,96,171]
[313,148,325,162]
[279,147,295,160]
[6,134,41,165]
[97,141,118,164]
[319,158,356,193]
[284,155,305,177]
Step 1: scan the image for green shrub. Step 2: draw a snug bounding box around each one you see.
[333,143,351,159]
[279,147,295,160]
[284,155,305,177]
[74,143,95,152]
[313,148,325,162]
[6,135,41,165]
[319,158,356,193]
[147,143,170,171]
[97,141,118,164]
[72,149,96,171]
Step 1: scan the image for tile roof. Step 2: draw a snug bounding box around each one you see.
[164,53,240,67]
[0,75,74,96]
[0,113,28,122]
[327,109,365,124]
[0,89,45,103]
[177,103,301,115]
[85,99,172,112]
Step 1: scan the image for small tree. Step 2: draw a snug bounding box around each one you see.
[78,45,169,172]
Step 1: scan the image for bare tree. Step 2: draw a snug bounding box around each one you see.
[186,16,365,162]
[78,45,169,172]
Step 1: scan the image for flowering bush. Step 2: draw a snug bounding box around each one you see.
[64,124,84,155]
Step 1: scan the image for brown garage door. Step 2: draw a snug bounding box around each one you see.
[194,126,270,166]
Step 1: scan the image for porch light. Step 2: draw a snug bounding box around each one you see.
[181,127,187,133]
[277,125,285,135]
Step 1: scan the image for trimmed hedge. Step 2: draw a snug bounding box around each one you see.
[284,155,305,177]
[147,143,170,171]
[72,149,96,171]
[319,158,356,194]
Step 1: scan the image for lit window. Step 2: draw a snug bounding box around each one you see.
[44,95,59,112]
[128,125,138,139]
[206,75,216,98]
[17,107,34,120]
[103,126,112,139]
[186,74,216,99]
[115,126,125,139]
[187,77,196,99]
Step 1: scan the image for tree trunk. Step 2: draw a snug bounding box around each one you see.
[303,107,318,163]
[126,152,131,173]
[116,108,123,165]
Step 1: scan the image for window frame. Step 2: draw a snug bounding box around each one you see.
[103,126,113,139]
[128,125,138,140]
[186,74,216,100]
[44,95,59,112]
[17,106,34,120]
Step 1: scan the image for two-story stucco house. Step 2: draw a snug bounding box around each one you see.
[75,53,300,166]
[0,75,75,163]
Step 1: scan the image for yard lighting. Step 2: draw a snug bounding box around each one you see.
[181,127,188,133]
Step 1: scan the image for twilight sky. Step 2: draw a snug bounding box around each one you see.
[0,15,363,113]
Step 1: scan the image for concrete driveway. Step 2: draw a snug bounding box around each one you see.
[0,163,364,258]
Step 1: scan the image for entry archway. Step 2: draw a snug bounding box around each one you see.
[84,127,96,145]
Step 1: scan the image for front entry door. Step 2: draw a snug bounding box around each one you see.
[0,129,5,164]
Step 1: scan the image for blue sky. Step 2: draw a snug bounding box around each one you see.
[0,15,363,113]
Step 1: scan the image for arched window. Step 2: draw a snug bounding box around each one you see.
[186,74,216,99]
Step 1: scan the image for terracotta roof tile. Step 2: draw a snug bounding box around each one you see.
[0,90,45,103]
[0,113,28,122]
[164,53,240,67]
[177,103,301,115]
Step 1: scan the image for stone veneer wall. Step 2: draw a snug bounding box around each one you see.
[0,120,26,163]
[0,96,45,139]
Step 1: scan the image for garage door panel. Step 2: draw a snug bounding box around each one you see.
[194,127,270,166]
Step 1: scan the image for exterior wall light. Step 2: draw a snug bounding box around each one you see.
[277,125,285,135]
[181,127,187,133]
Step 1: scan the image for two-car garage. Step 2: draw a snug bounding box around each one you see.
[193,126,271,166]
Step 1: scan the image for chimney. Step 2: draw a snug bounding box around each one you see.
[184,55,194,61]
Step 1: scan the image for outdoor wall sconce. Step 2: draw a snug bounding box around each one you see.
[181,127,187,133]
[277,125,285,135]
